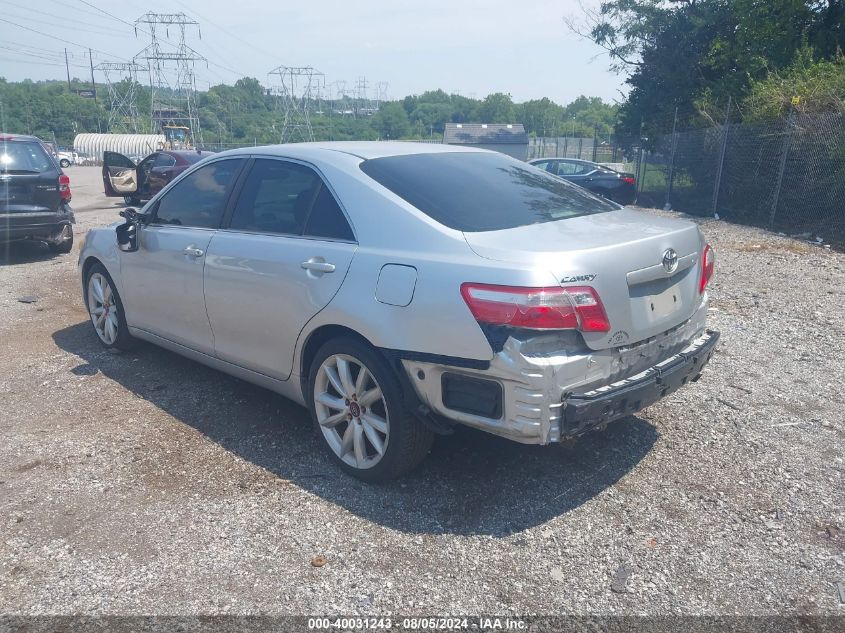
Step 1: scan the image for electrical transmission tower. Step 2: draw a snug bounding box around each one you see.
[269,65,324,142]
[96,62,143,133]
[134,12,206,146]
[375,81,389,110]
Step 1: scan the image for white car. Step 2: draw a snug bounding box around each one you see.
[78,142,718,481]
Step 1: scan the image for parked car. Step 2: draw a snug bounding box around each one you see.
[529,157,637,204]
[1,133,75,253]
[102,149,215,205]
[57,148,78,168]
[79,143,717,481]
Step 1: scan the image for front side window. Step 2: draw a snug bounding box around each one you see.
[360,152,615,232]
[153,159,243,229]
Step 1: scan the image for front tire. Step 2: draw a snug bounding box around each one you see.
[84,263,135,351]
[308,337,433,482]
[60,159,71,168]
[124,195,141,206]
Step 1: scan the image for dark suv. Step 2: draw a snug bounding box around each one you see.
[1,134,75,253]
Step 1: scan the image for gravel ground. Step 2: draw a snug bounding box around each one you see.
[0,167,843,616]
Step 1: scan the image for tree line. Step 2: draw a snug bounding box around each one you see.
[0,76,618,148]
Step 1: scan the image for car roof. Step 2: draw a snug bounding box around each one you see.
[165,150,215,157]
[223,141,490,161]
[0,133,43,142]
[532,157,599,166]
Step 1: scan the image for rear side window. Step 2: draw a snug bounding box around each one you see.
[360,152,615,232]
[0,141,54,173]
[304,186,354,241]
[153,159,243,229]
[229,159,321,235]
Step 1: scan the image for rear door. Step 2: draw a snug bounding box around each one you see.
[0,139,62,214]
[120,158,246,355]
[204,157,357,380]
[102,151,138,197]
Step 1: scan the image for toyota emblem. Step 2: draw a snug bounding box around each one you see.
[662,248,679,273]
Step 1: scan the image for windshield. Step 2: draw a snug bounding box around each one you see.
[360,152,617,232]
[0,141,54,173]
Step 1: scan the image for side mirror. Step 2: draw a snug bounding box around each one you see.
[116,207,144,252]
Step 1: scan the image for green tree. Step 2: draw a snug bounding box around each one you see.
[372,102,411,139]
[479,92,516,123]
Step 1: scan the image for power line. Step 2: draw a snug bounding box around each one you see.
[0,17,122,60]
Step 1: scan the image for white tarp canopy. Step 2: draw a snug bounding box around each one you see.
[73,134,165,163]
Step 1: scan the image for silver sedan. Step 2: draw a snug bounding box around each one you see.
[79,142,718,481]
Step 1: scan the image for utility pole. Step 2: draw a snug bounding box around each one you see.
[89,49,97,102]
[64,49,72,91]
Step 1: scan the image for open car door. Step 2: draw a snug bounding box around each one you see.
[102,151,139,197]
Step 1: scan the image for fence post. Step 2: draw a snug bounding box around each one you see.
[578,138,583,159]
[711,97,731,216]
[562,137,568,157]
[592,125,598,162]
[665,106,678,209]
[769,109,795,229]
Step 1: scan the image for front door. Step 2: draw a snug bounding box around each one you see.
[120,158,245,355]
[102,151,138,197]
[204,158,357,379]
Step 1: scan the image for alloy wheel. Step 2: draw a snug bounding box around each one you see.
[313,354,390,470]
[87,272,120,345]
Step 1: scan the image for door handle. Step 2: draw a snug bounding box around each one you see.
[301,258,336,273]
[183,245,204,258]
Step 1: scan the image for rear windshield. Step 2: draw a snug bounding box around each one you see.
[0,141,54,174]
[359,152,616,232]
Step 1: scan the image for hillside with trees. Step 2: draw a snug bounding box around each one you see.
[0,77,617,148]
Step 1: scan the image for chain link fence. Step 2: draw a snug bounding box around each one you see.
[528,136,626,165]
[632,111,845,246]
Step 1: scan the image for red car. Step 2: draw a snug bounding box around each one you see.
[103,149,215,205]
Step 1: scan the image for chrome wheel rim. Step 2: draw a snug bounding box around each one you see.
[87,273,119,345]
[314,354,389,470]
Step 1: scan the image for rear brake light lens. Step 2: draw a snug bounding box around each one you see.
[699,243,714,293]
[58,174,71,201]
[621,176,636,185]
[460,283,610,332]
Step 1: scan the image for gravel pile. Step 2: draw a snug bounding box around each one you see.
[0,169,843,615]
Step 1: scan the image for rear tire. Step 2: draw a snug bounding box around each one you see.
[47,226,73,254]
[124,195,141,206]
[307,337,433,482]
[84,262,135,351]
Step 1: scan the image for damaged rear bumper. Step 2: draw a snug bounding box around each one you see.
[561,330,719,437]
[402,302,719,445]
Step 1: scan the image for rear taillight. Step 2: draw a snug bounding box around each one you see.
[58,174,71,201]
[699,243,714,293]
[460,283,610,332]
[621,176,636,185]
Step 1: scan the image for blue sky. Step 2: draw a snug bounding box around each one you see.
[0,0,625,105]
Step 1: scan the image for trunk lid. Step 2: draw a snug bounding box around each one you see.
[0,171,62,214]
[463,208,705,350]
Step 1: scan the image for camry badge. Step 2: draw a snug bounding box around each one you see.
[662,248,678,273]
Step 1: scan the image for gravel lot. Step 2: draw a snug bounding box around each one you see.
[1,166,843,616]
